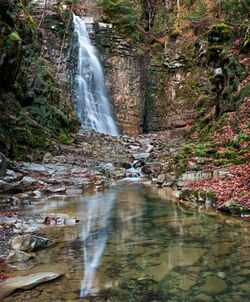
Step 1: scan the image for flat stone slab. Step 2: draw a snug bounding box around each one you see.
[0,271,63,299]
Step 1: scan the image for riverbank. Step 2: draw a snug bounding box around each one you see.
[0,128,249,223]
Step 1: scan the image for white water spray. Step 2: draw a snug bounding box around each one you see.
[73,14,119,136]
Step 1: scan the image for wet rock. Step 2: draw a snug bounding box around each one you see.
[102,167,126,179]
[157,174,165,184]
[0,216,17,227]
[47,176,92,188]
[218,199,250,216]
[0,271,64,299]
[66,187,83,195]
[179,189,217,208]
[129,144,140,151]
[6,250,37,270]
[133,153,150,161]
[0,151,6,179]
[119,162,132,169]
[18,162,47,174]
[21,176,37,187]
[133,159,145,169]
[162,172,177,187]
[11,235,53,252]
[0,180,20,193]
[141,164,153,175]
[145,145,154,153]
[43,186,66,194]
[200,276,227,294]
[3,169,23,183]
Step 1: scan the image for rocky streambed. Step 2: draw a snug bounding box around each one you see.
[0,129,249,300]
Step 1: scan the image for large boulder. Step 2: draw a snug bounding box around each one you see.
[11,235,53,252]
[218,199,250,216]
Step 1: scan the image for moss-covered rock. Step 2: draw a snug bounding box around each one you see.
[218,200,250,216]
[0,0,78,160]
[180,188,217,208]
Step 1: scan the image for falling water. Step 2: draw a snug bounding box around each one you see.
[73,14,119,136]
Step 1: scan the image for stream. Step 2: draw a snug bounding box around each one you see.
[2,183,250,301]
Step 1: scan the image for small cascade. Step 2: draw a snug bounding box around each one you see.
[125,160,144,180]
[73,15,119,136]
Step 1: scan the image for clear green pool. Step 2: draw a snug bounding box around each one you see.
[4,183,250,302]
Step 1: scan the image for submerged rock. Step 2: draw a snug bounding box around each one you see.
[0,271,63,299]
[194,293,213,302]
[11,235,53,252]
[6,250,37,270]
[200,275,227,295]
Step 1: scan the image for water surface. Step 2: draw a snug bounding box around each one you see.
[4,184,250,301]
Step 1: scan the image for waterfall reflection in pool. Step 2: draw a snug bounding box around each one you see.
[4,184,250,302]
[80,191,115,297]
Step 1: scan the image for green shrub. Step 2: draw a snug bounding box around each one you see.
[8,31,21,41]
[98,0,137,34]
[58,131,70,144]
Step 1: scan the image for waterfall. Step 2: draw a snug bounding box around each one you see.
[73,14,119,136]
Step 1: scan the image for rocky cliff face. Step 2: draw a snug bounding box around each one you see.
[0,0,249,159]
[0,0,78,160]
[94,25,147,135]
[80,1,199,135]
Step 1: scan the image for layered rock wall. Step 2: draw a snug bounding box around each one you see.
[94,26,147,135]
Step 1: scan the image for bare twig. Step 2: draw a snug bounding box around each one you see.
[38,0,48,29]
